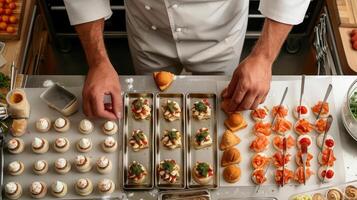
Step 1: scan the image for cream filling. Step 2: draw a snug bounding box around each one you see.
[36,118,49,130]
[97,156,109,168]
[77,179,88,189]
[78,138,91,149]
[30,182,43,195]
[9,161,21,172]
[5,182,17,194]
[34,160,46,171]
[32,137,44,149]
[52,181,64,193]
[55,158,67,169]
[55,118,66,128]
[80,119,93,131]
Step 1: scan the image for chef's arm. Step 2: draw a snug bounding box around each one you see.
[64,0,122,120]
[223,0,310,112]
[223,18,291,111]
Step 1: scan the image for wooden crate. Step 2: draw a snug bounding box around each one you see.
[0,0,25,40]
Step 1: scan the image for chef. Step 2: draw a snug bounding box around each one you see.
[64,0,310,120]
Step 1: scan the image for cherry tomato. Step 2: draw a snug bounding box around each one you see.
[0,8,4,15]
[1,15,8,22]
[8,15,16,23]
[353,41,357,50]
[5,0,13,3]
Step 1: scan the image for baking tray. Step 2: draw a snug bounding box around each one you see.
[186,93,219,189]
[122,93,155,190]
[289,180,357,200]
[155,93,186,189]
[3,87,122,199]
[158,189,210,200]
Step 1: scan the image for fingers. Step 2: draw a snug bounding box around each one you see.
[83,97,94,118]
[228,83,247,112]
[92,92,117,120]
[224,72,239,99]
[111,90,123,119]
[236,91,256,111]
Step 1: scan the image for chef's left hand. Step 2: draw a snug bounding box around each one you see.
[223,54,272,111]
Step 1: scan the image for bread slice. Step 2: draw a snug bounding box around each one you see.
[221,147,241,167]
[219,130,241,151]
[153,71,174,91]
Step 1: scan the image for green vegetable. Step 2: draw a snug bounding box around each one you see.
[194,101,207,112]
[196,130,209,143]
[196,162,210,177]
[350,90,357,119]
[0,73,10,89]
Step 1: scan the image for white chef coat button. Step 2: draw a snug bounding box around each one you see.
[175,27,182,32]
[144,5,151,10]
[172,4,178,8]
[151,25,157,30]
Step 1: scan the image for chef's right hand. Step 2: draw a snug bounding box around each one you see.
[82,62,122,120]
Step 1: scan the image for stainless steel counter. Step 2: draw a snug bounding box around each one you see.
[21,75,357,200]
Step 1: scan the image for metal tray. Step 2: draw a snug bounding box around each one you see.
[186,93,219,189]
[3,88,121,199]
[158,189,210,200]
[155,93,186,189]
[122,93,155,190]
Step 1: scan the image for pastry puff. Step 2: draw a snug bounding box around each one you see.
[221,147,241,167]
[223,165,241,183]
[11,119,27,137]
[153,71,174,91]
[219,130,241,151]
[224,112,247,132]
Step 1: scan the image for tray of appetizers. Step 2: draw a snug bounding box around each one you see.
[186,93,219,189]
[122,93,155,190]
[155,93,186,189]
[289,180,357,200]
[3,87,121,199]
[217,78,345,188]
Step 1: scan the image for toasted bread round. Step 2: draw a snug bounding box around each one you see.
[223,165,241,183]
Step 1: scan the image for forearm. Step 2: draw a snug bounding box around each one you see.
[251,18,293,63]
[75,19,110,69]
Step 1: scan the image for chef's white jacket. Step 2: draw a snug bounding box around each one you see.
[64,0,310,75]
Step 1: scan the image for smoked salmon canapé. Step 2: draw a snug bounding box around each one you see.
[275,168,294,185]
[316,134,335,149]
[251,153,270,169]
[252,121,272,136]
[295,150,314,167]
[318,149,336,167]
[272,151,292,168]
[272,134,295,151]
[293,104,310,119]
[251,106,269,121]
[272,117,292,135]
[312,101,329,118]
[314,117,328,134]
[272,105,289,118]
[294,166,314,184]
[294,118,314,135]
[251,169,267,185]
[249,134,269,153]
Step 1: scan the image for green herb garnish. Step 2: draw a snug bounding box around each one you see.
[167,130,178,140]
[167,101,177,113]
[133,99,143,110]
[162,161,175,172]
[133,130,145,142]
[194,101,207,112]
[196,162,210,177]
[131,163,144,176]
[196,130,209,143]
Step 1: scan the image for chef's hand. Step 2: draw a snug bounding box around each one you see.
[83,62,122,120]
[223,54,272,111]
